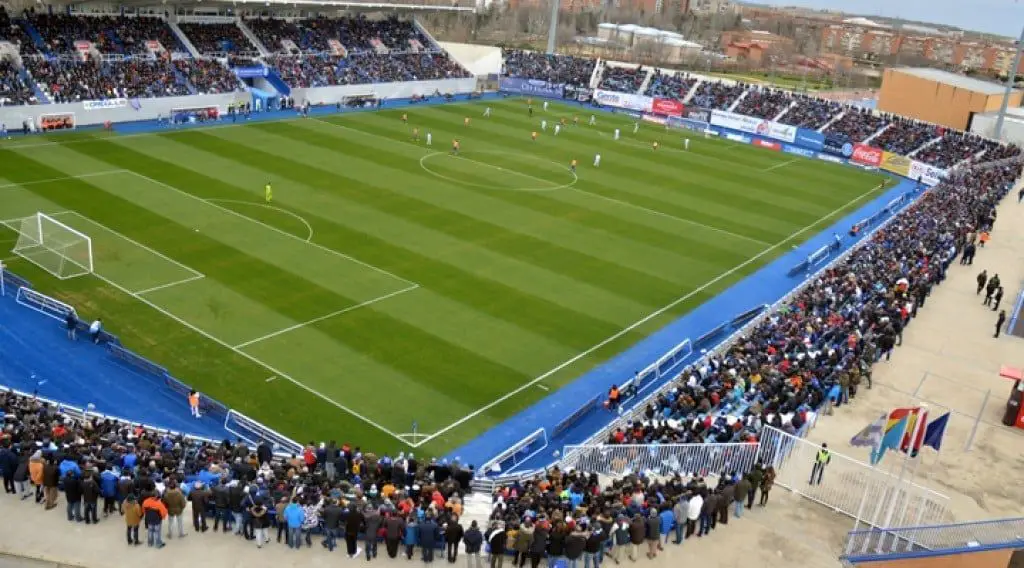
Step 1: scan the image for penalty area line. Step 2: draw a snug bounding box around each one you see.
[408,183,888,447]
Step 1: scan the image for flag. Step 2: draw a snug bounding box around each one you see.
[850,413,886,448]
[871,414,909,465]
[921,412,950,452]
[884,407,928,453]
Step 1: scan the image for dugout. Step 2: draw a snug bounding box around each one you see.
[878,67,1022,131]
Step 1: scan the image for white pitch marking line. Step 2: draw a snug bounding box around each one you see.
[205,198,315,243]
[408,181,887,447]
[233,283,420,350]
[134,274,206,295]
[536,384,549,391]
[266,376,277,383]
[0,169,129,192]
[119,170,418,288]
[763,158,798,172]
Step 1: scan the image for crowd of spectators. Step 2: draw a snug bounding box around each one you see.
[914,132,995,170]
[597,161,1018,447]
[778,94,841,130]
[173,59,243,94]
[502,49,595,87]
[335,52,469,85]
[267,54,344,88]
[177,22,258,56]
[690,80,748,110]
[643,70,697,100]
[823,107,889,142]
[732,87,791,120]
[0,59,37,105]
[871,117,938,156]
[598,64,646,93]
[29,14,183,56]
[0,7,39,54]
[247,18,307,54]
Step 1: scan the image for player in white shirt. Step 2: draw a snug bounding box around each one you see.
[588,115,596,126]
[543,101,549,111]
[684,138,690,150]
[541,119,547,131]
[593,153,601,167]
[483,107,491,117]
[614,128,620,140]
[426,132,432,146]
[633,122,639,134]
[554,124,561,136]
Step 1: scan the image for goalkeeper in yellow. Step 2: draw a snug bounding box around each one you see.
[264,182,273,204]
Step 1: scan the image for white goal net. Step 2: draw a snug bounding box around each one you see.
[12,213,94,279]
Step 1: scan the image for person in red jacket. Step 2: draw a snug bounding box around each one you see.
[142,495,168,549]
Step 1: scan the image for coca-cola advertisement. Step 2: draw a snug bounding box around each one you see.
[851,143,883,167]
[651,98,684,117]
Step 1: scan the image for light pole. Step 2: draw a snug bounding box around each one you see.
[994,25,1024,140]
[545,0,560,54]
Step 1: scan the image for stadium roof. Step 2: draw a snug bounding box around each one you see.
[896,67,1017,96]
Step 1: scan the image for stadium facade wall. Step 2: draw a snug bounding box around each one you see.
[0,93,250,129]
[293,78,478,106]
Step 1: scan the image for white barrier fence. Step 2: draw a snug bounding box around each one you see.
[561,443,759,482]
[756,426,953,529]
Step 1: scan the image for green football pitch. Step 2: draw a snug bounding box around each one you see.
[0,99,889,456]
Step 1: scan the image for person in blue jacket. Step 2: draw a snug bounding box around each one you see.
[283,498,305,550]
[658,507,675,545]
[404,516,419,560]
[58,457,81,480]
[99,465,119,516]
[418,515,441,563]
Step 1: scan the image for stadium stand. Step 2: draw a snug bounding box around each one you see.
[914,132,995,169]
[690,80,748,110]
[246,17,310,54]
[28,14,184,56]
[598,64,645,93]
[266,54,344,88]
[0,59,37,106]
[644,70,698,100]
[777,94,841,129]
[173,59,244,94]
[824,107,889,141]
[871,116,937,156]
[501,49,595,87]
[731,87,791,120]
[177,22,259,56]
[0,6,39,54]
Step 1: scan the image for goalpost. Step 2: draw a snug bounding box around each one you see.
[11,213,94,280]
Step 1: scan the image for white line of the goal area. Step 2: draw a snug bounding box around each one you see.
[406,182,887,448]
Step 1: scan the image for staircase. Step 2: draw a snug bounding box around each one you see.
[864,123,891,144]
[682,79,702,104]
[20,66,49,104]
[412,18,443,51]
[588,59,602,90]
[819,110,845,133]
[636,67,655,95]
[774,100,797,123]
[18,19,45,52]
[461,492,493,537]
[168,21,201,58]
[236,18,270,57]
[173,65,197,95]
[726,88,750,112]
[264,68,291,96]
[908,135,942,158]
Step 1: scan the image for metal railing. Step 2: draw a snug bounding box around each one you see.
[561,443,759,481]
[843,517,1024,559]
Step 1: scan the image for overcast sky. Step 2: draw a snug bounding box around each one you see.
[748,0,1024,38]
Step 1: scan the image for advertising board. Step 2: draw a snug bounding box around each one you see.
[651,98,684,117]
[850,143,883,167]
[710,109,796,143]
[879,151,912,177]
[594,90,653,112]
[500,78,565,98]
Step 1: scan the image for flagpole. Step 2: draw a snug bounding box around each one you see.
[889,406,930,550]
[863,413,909,552]
[908,411,950,550]
[848,416,884,555]
[881,405,927,532]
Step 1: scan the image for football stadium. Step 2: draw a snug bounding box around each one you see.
[1,2,1024,567]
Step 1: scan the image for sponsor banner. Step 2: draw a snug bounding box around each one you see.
[753,138,781,151]
[783,144,815,158]
[880,151,912,177]
[82,98,126,111]
[822,134,854,158]
[795,128,824,151]
[908,160,948,186]
[723,132,751,144]
[39,113,75,131]
[594,89,653,112]
[666,116,710,133]
[651,98,684,117]
[851,143,882,167]
[641,113,667,125]
[235,66,269,79]
[710,109,797,143]
[817,153,845,165]
[686,108,711,123]
[500,77,565,98]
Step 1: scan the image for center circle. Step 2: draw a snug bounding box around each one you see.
[418,150,578,192]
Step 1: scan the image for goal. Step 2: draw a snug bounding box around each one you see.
[11,213,94,280]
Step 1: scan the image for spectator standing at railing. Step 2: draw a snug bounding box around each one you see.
[0,442,16,494]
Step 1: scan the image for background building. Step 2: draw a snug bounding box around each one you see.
[877,67,1022,130]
